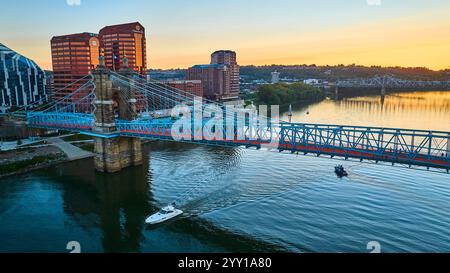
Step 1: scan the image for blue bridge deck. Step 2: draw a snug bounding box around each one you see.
[27,112,450,171]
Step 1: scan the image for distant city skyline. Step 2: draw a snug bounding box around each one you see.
[1,0,450,70]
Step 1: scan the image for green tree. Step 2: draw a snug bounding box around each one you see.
[255,83,325,105]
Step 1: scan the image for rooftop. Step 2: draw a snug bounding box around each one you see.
[0,43,12,53]
[167,80,202,84]
[212,50,236,55]
[191,64,225,69]
[99,22,145,33]
[51,32,98,41]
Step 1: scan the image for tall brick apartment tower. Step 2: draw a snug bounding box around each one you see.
[50,33,100,100]
[211,50,240,101]
[99,22,147,74]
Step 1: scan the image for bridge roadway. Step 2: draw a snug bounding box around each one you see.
[26,113,450,172]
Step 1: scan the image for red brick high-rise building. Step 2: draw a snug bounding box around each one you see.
[50,22,147,100]
[187,50,240,101]
[187,64,230,101]
[166,80,203,98]
[99,22,147,74]
[211,50,240,100]
[50,33,100,99]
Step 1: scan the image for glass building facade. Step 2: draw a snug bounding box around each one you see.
[0,43,47,112]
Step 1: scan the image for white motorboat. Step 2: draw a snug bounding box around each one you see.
[145,204,183,225]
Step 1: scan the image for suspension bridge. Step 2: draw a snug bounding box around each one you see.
[6,60,450,173]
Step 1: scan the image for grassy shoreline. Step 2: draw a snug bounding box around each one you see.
[0,154,64,176]
[0,154,67,179]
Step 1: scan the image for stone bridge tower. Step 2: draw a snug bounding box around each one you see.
[92,57,142,173]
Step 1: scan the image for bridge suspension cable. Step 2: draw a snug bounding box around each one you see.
[30,78,95,115]
[7,74,94,118]
[110,71,280,127]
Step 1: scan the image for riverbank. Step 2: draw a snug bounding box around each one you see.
[0,136,158,179]
[0,157,68,179]
[250,82,326,106]
[0,135,95,179]
[0,146,67,178]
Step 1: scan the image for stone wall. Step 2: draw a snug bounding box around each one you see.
[92,64,143,173]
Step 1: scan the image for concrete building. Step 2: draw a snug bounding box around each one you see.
[51,32,100,99]
[0,43,47,112]
[304,79,321,85]
[271,71,280,84]
[99,22,147,74]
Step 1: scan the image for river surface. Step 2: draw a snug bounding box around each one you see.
[1,91,450,253]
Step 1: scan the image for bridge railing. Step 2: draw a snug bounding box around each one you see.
[278,123,450,168]
[27,112,94,131]
[116,117,280,147]
[25,111,450,170]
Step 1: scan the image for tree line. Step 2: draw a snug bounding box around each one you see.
[254,83,326,105]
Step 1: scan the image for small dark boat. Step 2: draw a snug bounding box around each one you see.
[335,165,348,177]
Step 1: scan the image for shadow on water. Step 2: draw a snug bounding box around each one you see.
[31,142,285,253]
[158,217,287,253]
[45,157,151,253]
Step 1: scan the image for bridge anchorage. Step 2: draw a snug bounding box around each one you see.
[20,60,450,174]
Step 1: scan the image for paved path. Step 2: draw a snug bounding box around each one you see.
[48,137,93,161]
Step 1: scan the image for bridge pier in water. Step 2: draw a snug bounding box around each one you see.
[92,60,142,173]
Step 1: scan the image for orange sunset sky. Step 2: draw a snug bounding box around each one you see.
[1,0,449,71]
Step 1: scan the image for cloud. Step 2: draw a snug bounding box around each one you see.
[367,0,381,6]
[66,0,81,6]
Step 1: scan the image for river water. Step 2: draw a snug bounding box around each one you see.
[1,91,450,253]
